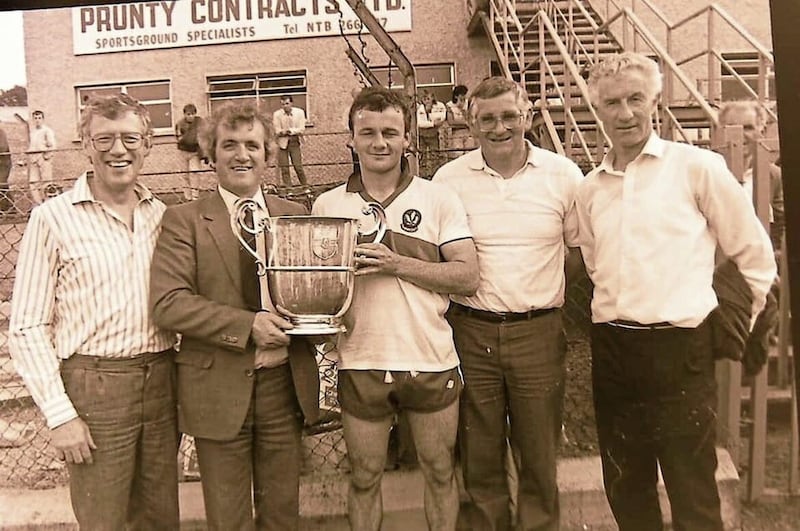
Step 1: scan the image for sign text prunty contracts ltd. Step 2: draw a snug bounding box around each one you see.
[71,0,412,55]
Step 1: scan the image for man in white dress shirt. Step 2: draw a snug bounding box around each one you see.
[272,94,308,186]
[575,52,776,531]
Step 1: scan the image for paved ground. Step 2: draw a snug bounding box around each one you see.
[0,451,741,530]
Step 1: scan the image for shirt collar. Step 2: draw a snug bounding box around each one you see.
[598,132,665,173]
[345,156,412,193]
[218,185,268,215]
[468,139,540,175]
[70,171,154,205]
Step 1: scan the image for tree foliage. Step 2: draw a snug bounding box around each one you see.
[0,86,28,107]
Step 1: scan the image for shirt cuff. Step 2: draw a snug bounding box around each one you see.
[40,393,79,430]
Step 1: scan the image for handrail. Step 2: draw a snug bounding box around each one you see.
[599,7,719,126]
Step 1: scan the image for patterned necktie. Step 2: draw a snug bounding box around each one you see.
[240,207,262,311]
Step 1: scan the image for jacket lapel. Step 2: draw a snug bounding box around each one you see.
[204,192,242,292]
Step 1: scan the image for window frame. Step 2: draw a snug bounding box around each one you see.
[372,63,455,104]
[76,80,173,136]
[206,70,310,122]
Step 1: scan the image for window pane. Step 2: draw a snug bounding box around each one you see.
[127,82,169,101]
[209,79,256,93]
[146,102,172,129]
[79,86,122,104]
[209,96,258,113]
[416,65,453,85]
[261,94,307,116]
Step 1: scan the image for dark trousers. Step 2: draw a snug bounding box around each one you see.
[448,309,565,531]
[60,350,179,531]
[194,363,303,531]
[277,137,307,185]
[591,320,723,531]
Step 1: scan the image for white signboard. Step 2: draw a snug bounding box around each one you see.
[72,0,412,55]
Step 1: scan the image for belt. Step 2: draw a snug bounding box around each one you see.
[64,348,175,369]
[451,302,556,323]
[606,319,675,330]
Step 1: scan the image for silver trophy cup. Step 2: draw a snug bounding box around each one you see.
[232,199,386,335]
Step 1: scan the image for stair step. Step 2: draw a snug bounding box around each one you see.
[741,386,793,403]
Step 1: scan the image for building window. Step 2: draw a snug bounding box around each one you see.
[77,81,172,133]
[373,63,455,104]
[720,52,775,101]
[207,70,308,119]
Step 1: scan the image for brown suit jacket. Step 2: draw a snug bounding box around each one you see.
[150,191,320,440]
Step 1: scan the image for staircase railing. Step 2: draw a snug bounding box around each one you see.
[591,0,775,118]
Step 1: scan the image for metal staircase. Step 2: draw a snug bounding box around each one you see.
[466,0,775,169]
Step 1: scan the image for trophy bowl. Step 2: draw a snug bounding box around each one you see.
[232,200,385,335]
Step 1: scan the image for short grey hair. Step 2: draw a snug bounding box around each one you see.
[718,100,768,129]
[467,77,533,121]
[587,52,662,104]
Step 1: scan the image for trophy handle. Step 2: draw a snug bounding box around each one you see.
[359,202,387,244]
[231,198,269,276]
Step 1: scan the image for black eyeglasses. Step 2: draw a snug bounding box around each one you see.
[89,133,145,152]
[475,112,526,132]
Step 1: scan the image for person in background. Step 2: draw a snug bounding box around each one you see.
[25,110,56,205]
[175,103,206,201]
[273,94,308,186]
[0,125,12,212]
[313,86,479,531]
[9,94,179,530]
[150,101,319,530]
[434,76,584,531]
[718,100,784,249]
[576,52,775,531]
[417,89,447,177]
[445,84,473,159]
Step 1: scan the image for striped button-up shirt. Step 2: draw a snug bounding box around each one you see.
[9,173,175,429]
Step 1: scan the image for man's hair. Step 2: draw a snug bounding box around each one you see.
[587,52,662,104]
[348,86,412,134]
[199,102,274,163]
[467,77,532,121]
[718,100,768,129]
[183,103,198,114]
[452,85,469,102]
[280,95,293,103]
[32,110,44,119]
[79,93,152,141]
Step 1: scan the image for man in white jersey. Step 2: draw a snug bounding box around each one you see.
[434,77,584,531]
[576,52,775,531]
[313,86,479,531]
[9,94,179,529]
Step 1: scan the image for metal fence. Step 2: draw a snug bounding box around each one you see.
[0,136,595,489]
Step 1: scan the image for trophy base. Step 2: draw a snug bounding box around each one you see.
[285,322,345,336]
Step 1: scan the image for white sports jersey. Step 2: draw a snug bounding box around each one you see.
[312,169,472,371]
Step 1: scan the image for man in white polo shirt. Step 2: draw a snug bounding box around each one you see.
[313,86,479,531]
[434,77,584,531]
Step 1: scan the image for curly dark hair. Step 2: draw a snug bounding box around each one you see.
[199,102,275,163]
[348,86,412,135]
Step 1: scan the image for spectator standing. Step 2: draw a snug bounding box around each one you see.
[434,77,584,530]
[417,90,447,177]
[26,110,56,204]
[445,85,473,159]
[8,94,179,530]
[175,103,206,201]
[575,52,775,531]
[272,95,308,186]
[718,100,784,248]
[0,126,11,212]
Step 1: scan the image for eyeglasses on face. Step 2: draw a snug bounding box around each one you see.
[475,111,526,132]
[89,133,145,152]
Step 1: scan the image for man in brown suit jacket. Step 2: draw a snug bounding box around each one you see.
[150,102,319,530]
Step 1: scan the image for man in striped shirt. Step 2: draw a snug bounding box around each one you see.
[9,94,179,530]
